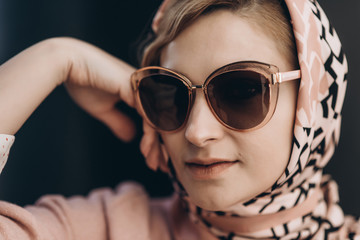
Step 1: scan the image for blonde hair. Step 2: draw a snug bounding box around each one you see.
[141,0,298,68]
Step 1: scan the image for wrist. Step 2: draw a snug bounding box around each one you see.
[36,37,80,86]
[0,37,79,134]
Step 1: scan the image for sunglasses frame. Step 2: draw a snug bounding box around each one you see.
[131,61,301,133]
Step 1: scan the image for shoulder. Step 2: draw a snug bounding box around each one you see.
[106,181,174,240]
[33,181,152,214]
[31,181,173,240]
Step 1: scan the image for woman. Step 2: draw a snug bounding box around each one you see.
[0,0,355,239]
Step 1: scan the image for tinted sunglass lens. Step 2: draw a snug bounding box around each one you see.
[207,70,269,130]
[138,74,189,131]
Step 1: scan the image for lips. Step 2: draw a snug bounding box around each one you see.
[185,158,239,180]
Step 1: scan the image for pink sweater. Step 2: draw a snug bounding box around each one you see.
[0,134,212,240]
[0,135,176,239]
[1,182,173,240]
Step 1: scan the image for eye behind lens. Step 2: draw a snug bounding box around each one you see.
[138,74,190,131]
[207,70,270,130]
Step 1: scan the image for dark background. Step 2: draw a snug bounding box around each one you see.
[0,0,359,216]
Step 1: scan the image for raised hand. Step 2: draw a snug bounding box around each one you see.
[0,37,136,142]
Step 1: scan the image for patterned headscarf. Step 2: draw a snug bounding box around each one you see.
[150,0,353,238]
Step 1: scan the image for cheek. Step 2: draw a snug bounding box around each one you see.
[240,83,297,183]
[161,132,192,188]
[235,126,292,190]
[160,132,186,167]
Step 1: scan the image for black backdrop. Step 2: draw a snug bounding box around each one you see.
[0,0,359,217]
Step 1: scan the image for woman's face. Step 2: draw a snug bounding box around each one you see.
[160,10,299,211]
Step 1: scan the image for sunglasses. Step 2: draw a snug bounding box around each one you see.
[131,61,300,132]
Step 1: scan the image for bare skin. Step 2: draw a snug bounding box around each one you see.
[0,37,136,141]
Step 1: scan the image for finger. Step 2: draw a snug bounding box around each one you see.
[140,121,161,171]
[146,139,164,172]
[96,109,136,142]
[152,0,173,33]
[159,143,170,173]
[117,62,136,108]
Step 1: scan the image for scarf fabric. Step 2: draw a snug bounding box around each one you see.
[152,0,356,239]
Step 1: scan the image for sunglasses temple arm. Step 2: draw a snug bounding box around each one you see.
[272,70,301,84]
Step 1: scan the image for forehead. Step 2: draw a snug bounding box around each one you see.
[160,10,289,83]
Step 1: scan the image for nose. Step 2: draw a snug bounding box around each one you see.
[184,91,225,147]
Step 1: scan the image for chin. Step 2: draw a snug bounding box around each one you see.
[191,194,237,211]
[185,184,244,211]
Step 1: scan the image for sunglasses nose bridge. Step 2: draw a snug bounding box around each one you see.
[188,84,215,122]
[190,84,207,107]
[188,84,204,110]
[190,84,204,90]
